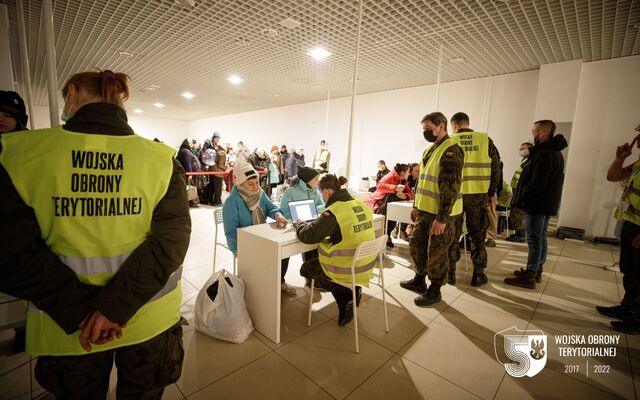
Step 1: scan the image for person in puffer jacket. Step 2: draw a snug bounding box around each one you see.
[279,166,325,219]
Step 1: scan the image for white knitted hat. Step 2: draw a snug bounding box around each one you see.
[234,162,258,186]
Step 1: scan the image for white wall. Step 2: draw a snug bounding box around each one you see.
[558,55,640,237]
[189,96,352,175]
[128,115,189,149]
[189,70,539,188]
[534,60,582,122]
[28,105,188,148]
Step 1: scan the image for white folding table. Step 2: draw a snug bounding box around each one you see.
[237,214,384,344]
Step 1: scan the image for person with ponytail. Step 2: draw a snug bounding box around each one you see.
[0,70,191,398]
[295,174,376,326]
[365,163,414,247]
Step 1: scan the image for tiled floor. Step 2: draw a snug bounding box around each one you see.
[1,207,636,399]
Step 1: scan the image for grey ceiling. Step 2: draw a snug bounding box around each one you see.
[2,0,639,120]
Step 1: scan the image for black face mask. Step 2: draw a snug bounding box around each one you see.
[423,129,437,143]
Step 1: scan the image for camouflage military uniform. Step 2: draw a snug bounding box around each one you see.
[452,128,501,274]
[510,205,525,231]
[35,322,184,400]
[448,214,464,273]
[409,137,464,286]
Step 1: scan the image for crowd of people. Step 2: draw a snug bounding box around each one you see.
[1,68,639,400]
[176,136,331,206]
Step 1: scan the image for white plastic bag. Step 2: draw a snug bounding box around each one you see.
[194,270,254,343]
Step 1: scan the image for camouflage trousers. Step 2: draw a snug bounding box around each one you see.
[510,205,525,232]
[448,214,464,273]
[486,195,498,241]
[35,322,184,400]
[409,210,456,286]
[461,193,489,272]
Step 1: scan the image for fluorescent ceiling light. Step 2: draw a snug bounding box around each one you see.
[118,50,134,57]
[449,57,465,63]
[307,47,331,61]
[182,91,195,99]
[228,75,243,85]
[133,109,143,113]
[153,103,165,108]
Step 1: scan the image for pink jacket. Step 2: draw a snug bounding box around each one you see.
[365,170,414,212]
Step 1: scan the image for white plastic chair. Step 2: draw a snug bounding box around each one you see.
[307,235,389,354]
[497,207,510,237]
[213,207,237,275]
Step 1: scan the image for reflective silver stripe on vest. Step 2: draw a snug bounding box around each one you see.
[419,174,438,183]
[318,247,356,258]
[627,204,640,217]
[28,267,183,313]
[462,175,491,182]
[321,258,378,276]
[60,253,132,276]
[417,188,462,200]
[416,188,439,199]
[464,162,491,168]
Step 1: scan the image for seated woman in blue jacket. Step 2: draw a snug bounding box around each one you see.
[223,163,296,295]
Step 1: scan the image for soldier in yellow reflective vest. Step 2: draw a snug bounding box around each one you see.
[295,175,375,325]
[506,142,533,242]
[449,112,501,287]
[400,112,464,306]
[596,137,640,334]
[0,70,191,399]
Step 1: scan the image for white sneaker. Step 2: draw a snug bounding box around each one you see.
[281,282,297,295]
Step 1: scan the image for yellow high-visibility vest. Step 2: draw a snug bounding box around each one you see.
[0,126,181,356]
[615,161,640,226]
[415,138,463,217]
[497,180,512,208]
[511,157,527,189]
[453,131,491,194]
[318,199,376,286]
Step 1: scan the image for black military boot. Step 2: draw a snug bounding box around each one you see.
[335,287,354,326]
[596,305,634,320]
[611,319,640,335]
[414,283,442,307]
[355,286,362,307]
[400,274,427,294]
[447,270,456,286]
[471,272,488,287]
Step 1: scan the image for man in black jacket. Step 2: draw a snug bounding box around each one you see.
[505,120,568,289]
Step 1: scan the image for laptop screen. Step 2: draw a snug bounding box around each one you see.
[288,199,319,222]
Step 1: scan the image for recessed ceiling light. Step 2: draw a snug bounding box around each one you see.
[261,28,278,37]
[182,91,195,99]
[153,103,165,108]
[133,109,143,113]
[272,93,281,97]
[449,57,465,63]
[118,50,134,57]
[228,75,243,85]
[307,47,331,61]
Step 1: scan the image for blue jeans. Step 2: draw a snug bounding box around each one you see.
[524,213,551,274]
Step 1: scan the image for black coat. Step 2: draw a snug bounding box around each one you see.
[511,134,568,216]
[177,139,201,172]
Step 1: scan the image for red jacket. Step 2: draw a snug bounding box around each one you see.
[365,170,414,212]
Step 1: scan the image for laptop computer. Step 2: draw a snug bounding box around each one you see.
[288,199,319,222]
